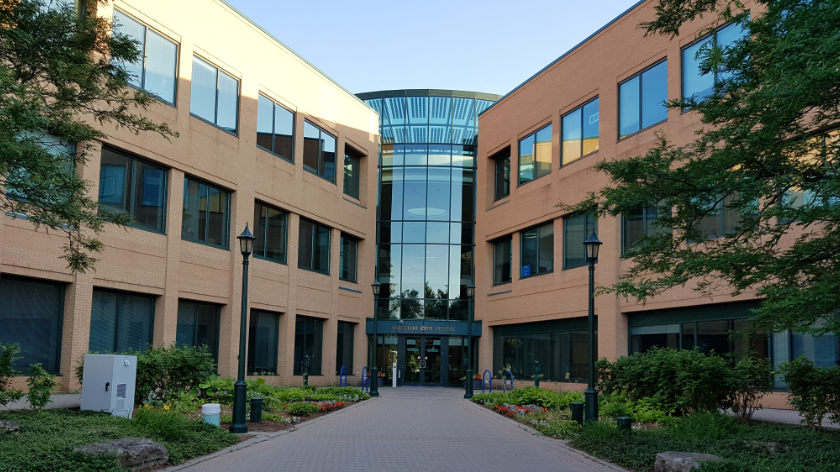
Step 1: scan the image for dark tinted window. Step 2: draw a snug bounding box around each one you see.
[343,146,361,199]
[298,218,331,274]
[256,94,294,161]
[335,321,354,375]
[339,234,359,283]
[182,177,230,248]
[0,276,64,373]
[521,222,553,277]
[493,150,510,200]
[564,212,597,269]
[493,236,512,285]
[623,205,671,253]
[303,121,336,183]
[253,202,287,263]
[99,146,167,233]
[89,289,154,353]
[294,316,323,375]
[176,300,220,364]
[248,310,279,375]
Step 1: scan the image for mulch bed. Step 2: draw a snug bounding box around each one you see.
[220,409,335,433]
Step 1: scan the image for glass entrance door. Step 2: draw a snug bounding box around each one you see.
[400,336,445,385]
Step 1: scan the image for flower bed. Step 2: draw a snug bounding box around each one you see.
[493,403,547,417]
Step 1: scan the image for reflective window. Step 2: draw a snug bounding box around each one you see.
[407,96,429,143]
[181,177,230,249]
[293,316,323,375]
[378,243,401,297]
[405,144,427,166]
[335,321,355,375]
[564,212,597,269]
[339,233,359,283]
[428,144,451,166]
[429,97,452,144]
[631,319,768,361]
[112,10,178,105]
[426,244,449,300]
[494,236,512,285]
[303,121,337,183]
[493,328,594,383]
[493,149,511,201]
[256,94,294,161]
[403,167,427,220]
[622,205,671,253]
[694,194,749,240]
[380,168,403,221]
[682,22,747,102]
[253,201,287,263]
[0,276,64,373]
[518,124,552,185]
[521,221,553,278]
[426,168,451,221]
[343,146,361,199]
[176,300,220,364]
[452,98,476,145]
[248,310,279,375]
[452,145,475,167]
[562,98,600,165]
[619,61,667,138]
[401,244,425,298]
[451,168,474,222]
[298,218,331,275]
[89,289,154,353]
[190,56,239,134]
[99,146,167,233]
[382,144,404,166]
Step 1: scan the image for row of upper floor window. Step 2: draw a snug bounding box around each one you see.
[491,21,747,201]
[98,145,361,283]
[112,9,365,192]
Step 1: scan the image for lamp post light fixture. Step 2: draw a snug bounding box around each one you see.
[230,224,256,434]
[464,283,475,399]
[370,280,381,397]
[583,231,602,423]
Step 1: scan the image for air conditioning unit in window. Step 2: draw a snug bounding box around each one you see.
[80,354,137,418]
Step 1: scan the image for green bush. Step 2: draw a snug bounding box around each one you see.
[315,387,370,400]
[25,363,56,411]
[730,357,773,422]
[778,357,840,430]
[276,388,307,403]
[597,347,735,414]
[286,402,319,416]
[133,405,190,441]
[263,413,281,421]
[600,392,673,424]
[508,386,583,409]
[310,393,338,402]
[666,412,738,441]
[0,344,24,407]
[198,375,235,405]
[471,392,509,406]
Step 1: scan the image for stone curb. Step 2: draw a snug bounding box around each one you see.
[162,397,376,471]
[463,398,630,472]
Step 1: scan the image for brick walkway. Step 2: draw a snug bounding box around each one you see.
[169,387,625,472]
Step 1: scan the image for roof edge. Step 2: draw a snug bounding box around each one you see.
[479,0,648,117]
[356,89,503,102]
[217,0,374,113]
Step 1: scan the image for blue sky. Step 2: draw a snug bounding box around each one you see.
[225,0,642,96]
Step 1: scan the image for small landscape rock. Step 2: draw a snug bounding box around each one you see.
[654,452,722,472]
[0,420,20,433]
[74,438,168,472]
[746,441,791,454]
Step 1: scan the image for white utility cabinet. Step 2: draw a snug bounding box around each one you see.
[80,354,137,418]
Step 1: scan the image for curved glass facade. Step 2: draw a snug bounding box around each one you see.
[357,90,501,322]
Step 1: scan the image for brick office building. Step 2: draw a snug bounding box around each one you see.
[0,0,380,392]
[474,0,838,406]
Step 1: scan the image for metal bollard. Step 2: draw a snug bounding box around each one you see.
[617,416,631,431]
[250,397,263,424]
[571,402,584,425]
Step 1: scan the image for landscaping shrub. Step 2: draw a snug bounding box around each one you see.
[538,419,582,439]
[25,363,56,411]
[133,405,190,441]
[276,388,307,403]
[286,402,319,416]
[508,386,583,409]
[600,392,673,424]
[470,392,509,406]
[666,412,738,441]
[778,357,840,430]
[597,347,735,414]
[315,387,370,401]
[263,413,281,421]
[729,357,773,422]
[310,393,338,402]
[0,343,24,407]
[198,375,235,405]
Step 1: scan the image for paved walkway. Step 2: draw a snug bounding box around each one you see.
[167,387,626,472]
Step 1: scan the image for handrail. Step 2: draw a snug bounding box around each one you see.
[361,366,369,393]
[339,366,348,387]
[503,370,514,393]
[482,370,492,394]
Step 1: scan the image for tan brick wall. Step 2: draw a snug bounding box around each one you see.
[1,0,377,392]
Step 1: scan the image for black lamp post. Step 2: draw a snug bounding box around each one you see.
[583,231,602,423]
[464,283,475,399]
[230,224,256,434]
[370,280,381,397]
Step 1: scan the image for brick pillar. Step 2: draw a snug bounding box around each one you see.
[156,168,184,346]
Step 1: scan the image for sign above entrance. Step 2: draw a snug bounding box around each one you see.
[365,319,482,336]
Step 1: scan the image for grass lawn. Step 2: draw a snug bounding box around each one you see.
[0,409,238,472]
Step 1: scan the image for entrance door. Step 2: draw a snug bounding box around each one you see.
[400,336,445,385]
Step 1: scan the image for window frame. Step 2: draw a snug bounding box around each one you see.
[517,124,553,186]
[493,150,511,201]
[112,8,179,107]
[561,97,600,166]
[253,201,288,264]
[189,55,240,136]
[339,233,359,283]
[302,120,338,184]
[621,205,670,255]
[256,93,295,163]
[492,235,513,286]
[181,176,231,250]
[563,212,598,270]
[617,59,668,140]
[519,221,554,279]
[343,145,362,200]
[680,21,746,109]
[297,217,331,275]
[99,146,168,234]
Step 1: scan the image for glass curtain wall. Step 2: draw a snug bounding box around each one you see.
[360,91,498,321]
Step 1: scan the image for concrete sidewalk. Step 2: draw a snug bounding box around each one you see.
[0,393,81,411]
[743,407,838,430]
